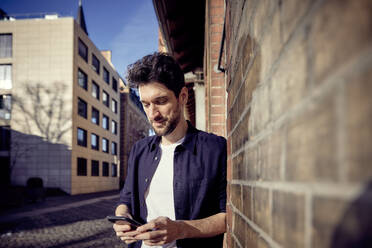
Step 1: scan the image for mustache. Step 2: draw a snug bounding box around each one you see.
[152,116,167,123]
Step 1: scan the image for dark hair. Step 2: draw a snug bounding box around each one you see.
[126,52,185,98]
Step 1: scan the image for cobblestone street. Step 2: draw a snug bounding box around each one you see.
[0,192,128,248]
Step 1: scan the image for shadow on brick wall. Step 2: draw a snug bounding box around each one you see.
[331,181,372,247]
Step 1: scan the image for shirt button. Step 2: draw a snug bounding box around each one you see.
[155,156,158,160]
[145,178,149,182]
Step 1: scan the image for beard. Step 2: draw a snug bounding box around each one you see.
[151,104,181,137]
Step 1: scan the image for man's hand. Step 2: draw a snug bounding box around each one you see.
[134,216,184,246]
[114,204,139,244]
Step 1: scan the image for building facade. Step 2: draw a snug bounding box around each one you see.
[0,12,121,194]
[119,85,151,188]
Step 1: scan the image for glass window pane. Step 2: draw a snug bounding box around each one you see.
[78,98,87,118]
[102,162,109,176]
[92,81,100,100]
[0,64,12,89]
[0,34,12,58]
[103,67,109,84]
[92,54,100,74]
[112,77,118,92]
[91,107,99,125]
[91,160,99,176]
[111,99,117,113]
[77,128,87,147]
[111,142,117,155]
[91,133,99,150]
[111,163,117,177]
[77,157,87,176]
[78,69,87,90]
[78,39,88,62]
[103,91,109,107]
[0,94,11,120]
[102,115,109,130]
[111,120,117,134]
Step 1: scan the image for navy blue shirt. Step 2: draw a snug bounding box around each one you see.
[119,122,227,248]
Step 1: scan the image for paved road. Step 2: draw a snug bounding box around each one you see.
[0,192,128,248]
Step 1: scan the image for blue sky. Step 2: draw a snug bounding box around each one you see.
[0,0,159,78]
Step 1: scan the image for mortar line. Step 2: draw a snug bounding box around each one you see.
[230,45,372,160]
[230,180,363,199]
[231,204,282,248]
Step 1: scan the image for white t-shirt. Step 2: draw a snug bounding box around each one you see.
[141,137,185,248]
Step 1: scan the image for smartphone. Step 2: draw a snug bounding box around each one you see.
[106,215,143,228]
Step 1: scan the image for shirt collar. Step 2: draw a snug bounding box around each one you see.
[149,121,198,154]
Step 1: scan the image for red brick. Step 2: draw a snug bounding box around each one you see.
[210,6,224,16]
[211,32,221,42]
[211,24,223,33]
[279,0,313,43]
[251,0,277,41]
[233,213,247,246]
[211,115,225,124]
[211,87,225,97]
[232,152,244,180]
[242,185,252,220]
[272,190,305,248]
[211,105,225,115]
[210,96,224,105]
[345,68,372,182]
[310,0,372,83]
[259,129,282,181]
[246,146,259,180]
[269,30,307,120]
[286,92,338,182]
[253,187,271,234]
[211,15,224,24]
[230,184,242,210]
[211,0,224,8]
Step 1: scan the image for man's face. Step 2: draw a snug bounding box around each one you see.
[139,82,184,137]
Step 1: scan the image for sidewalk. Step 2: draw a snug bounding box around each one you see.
[0,190,120,223]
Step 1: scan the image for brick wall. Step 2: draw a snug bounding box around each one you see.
[222,0,372,247]
[205,0,226,137]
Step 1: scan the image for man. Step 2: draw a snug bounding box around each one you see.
[113,52,227,248]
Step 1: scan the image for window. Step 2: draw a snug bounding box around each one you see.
[102,138,109,153]
[0,94,11,120]
[111,163,117,177]
[91,133,99,150]
[92,81,100,100]
[78,38,88,62]
[77,157,87,176]
[91,107,99,125]
[102,162,109,176]
[78,69,87,90]
[0,34,12,58]
[92,54,100,74]
[111,99,117,113]
[111,142,117,155]
[0,126,10,151]
[102,114,109,130]
[78,98,87,119]
[112,77,118,92]
[103,67,109,84]
[103,90,109,107]
[91,160,99,176]
[77,127,87,147]
[111,120,117,135]
[0,64,12,89]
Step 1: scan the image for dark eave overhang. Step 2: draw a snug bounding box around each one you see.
[152,0,205,73]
